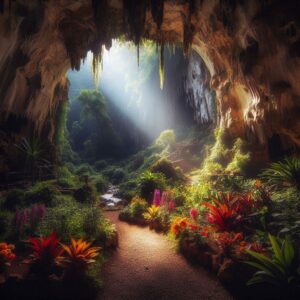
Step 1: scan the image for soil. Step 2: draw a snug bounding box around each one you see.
[99,211,232,300]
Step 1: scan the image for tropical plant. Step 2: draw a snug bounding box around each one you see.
[143,205,160,222]
[215,232,243,257]
[61,239,101,275]
[15,137,48,184]
[246,234,300,292]
[260,156,300,189]
[28,232,63,276]
[203,198,241,231]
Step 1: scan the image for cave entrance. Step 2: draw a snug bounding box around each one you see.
[268,134,292,161]
[65,40,201,165]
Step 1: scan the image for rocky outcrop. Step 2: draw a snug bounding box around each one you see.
[184,51,216,125]
[0,0,299,163]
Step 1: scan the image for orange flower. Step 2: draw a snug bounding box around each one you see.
[171,224,180,235]
[189,224,199,231]
[179,218,187,228]
[255,180,262,188]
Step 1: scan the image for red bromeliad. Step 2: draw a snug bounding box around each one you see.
[28,232,63,267]
[203,200,241,231]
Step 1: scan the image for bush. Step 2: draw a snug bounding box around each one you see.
[94,160,108,171]
[138,171,167,202]
[111,168,125,184]
[91,174,108,194]
[127,197,148,218]
[24,181,60,206]
[56,165,78,188]
[75,164,95,176]
[155,129,175,150]
[150,158,185,181]
[116,179,139,201]
[74,183,97,203]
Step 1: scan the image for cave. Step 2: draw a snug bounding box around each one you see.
[1,1,300,300]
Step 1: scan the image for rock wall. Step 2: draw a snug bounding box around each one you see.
[184,51,216,125]
[0,0,299,165]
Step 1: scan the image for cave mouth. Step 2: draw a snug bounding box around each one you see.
[65,39,206,165]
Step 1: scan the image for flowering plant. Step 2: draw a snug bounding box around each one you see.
[61,239,101,275]
[0,242,16,272]
[215,231,243,257]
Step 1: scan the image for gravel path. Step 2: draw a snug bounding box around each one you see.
[99,211,232,300]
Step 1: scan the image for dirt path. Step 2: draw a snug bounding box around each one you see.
[99,211,232,300]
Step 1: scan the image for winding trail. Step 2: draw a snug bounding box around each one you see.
[99,211,232,300]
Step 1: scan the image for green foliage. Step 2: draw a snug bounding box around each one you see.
[3,181,59,210]
[138,171,167,202]
[127,197,148,218]
[155,129,175,150]
[150,158,185,182]
[91,174,109,194]
[94,160,108,171]
[56,165,78,188]
[75,164,95,176]
[246,234,300,294]
[225,139,250,175]
[260,156,300,190]
[74,182,97,204]
[116,179,139,201]
[37,196,113,245]
[268,187,300,239]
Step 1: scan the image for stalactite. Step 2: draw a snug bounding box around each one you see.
[159,42,165,90]
[123,0,147,45]
[92,45,103,89]
[150,0,164,30]
[137,43,140,66]
[183,0,196,57]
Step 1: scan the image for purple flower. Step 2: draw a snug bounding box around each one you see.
[153,189,161,206]
[190,208,199,220]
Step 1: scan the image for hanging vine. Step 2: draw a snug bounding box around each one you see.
[150,0,164,30]
[159,41,165,90]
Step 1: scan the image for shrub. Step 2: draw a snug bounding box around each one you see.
[75,164,95,176]
[111,168,125,184]
[91,174,108,194]
[260,156,300,190]
[139,171,167,202]
[74,183,97,203]
[56,165,78,188]
[116,179,139,201]
[128,197,148,218]
[24,181,59,206]
[155,129,175,150]
[94,160,108,171]
[150,158,185,181]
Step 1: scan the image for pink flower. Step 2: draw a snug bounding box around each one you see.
[160,192,168,206]
[168,200,175,212]
[153,189,161,206]
[190,208,198,220]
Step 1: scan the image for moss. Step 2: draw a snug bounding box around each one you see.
[155,129,175,150]
[56,165,78,188]
[150,158,185,182]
